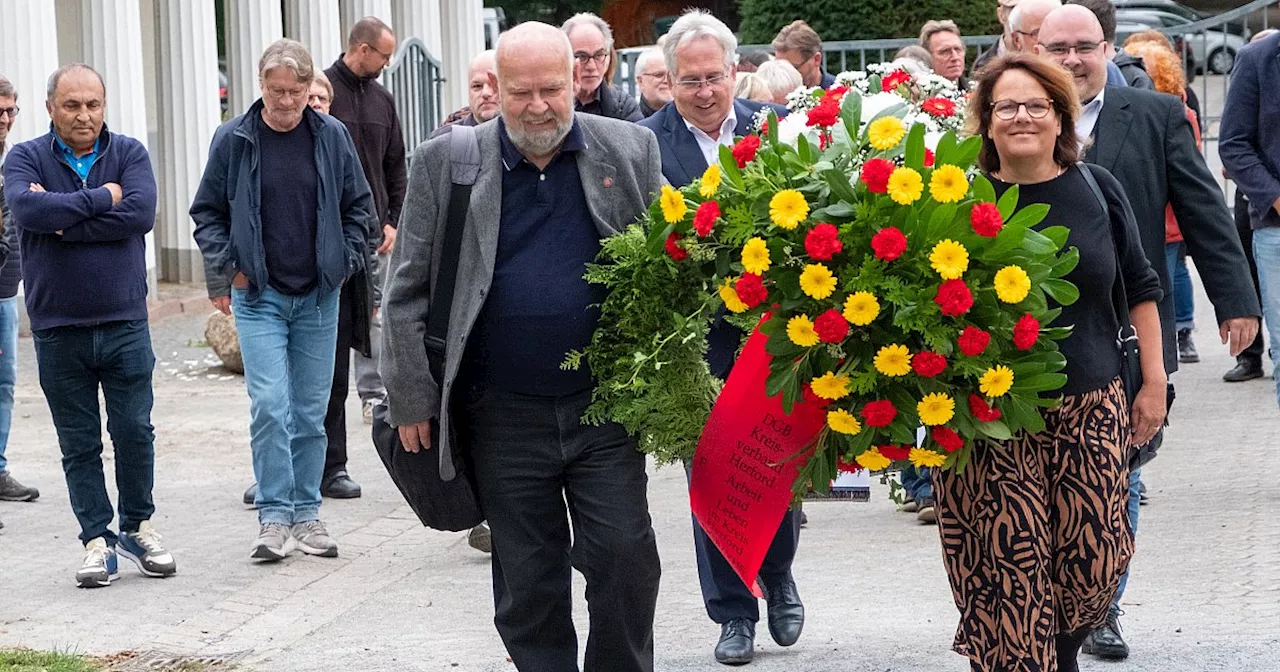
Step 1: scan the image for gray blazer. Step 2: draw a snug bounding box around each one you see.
[381,112,662,479]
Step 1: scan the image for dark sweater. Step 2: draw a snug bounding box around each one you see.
[325,58,407,232]
[0,174,15,298]
[1,126,156,330]
[992,164,1162,395]
[258,118,319,294]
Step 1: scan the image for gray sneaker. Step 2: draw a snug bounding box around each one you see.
[292,520,338,557]
[119,520,177,577]
[0,472,39,502]
[250,523,294,562]
[76,538,119,588]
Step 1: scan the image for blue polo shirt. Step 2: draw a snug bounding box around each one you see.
[462,118,605,396]
[54,132,101,182]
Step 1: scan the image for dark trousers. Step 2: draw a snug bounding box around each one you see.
[460,385,661,672]
[33,319,156,546]
[690,482,801,623]
[323,283,356,477]
[1235,190,1266,360]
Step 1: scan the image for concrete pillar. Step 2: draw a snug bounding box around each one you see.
[153,0,221,283]
[339,0,393,39]
[78,0,157,292]
[392,0,442,58]
[440,0,484,114]
[284,0,343,68]
[225,0,285,113]
[0,0,60,147]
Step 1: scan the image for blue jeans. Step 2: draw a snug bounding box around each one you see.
[33,319,156,545]
[901,465,933,501]
[232,286,339,526]
[1113,466,1142,604]
[0,297,18,474]
[1164,242,1195,331]
[1253,228,1280,406]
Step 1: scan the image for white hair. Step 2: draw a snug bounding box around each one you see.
[754,59,803,100]
[259,38,315,82]
[662,9,737,78]
[635,48,665,76]
[1010,0,1062,32]
[562,12,615,53]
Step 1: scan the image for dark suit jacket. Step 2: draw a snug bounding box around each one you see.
[1220,32,1280,229]
[638,99,786,188]
[1086,86,1260,373]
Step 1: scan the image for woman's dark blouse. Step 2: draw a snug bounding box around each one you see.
[991,164,1162,396]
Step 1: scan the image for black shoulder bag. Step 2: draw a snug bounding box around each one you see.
[371,125,485,532]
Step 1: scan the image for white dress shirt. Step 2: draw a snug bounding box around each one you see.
[685,108,738,168]
[1076,87,1106,151]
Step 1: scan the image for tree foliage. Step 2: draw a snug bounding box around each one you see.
[738,0,1002,44]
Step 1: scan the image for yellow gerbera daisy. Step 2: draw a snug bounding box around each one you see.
[994,265,1032,304]
[909,447,948,468]
[787,315,821,347]
[810,371,851,400]
[720,278,749,313]
[769,189,809,230]
[980,365,1015,397]
[799,264,838,300]
[887,166,923,205]
[659,184,687,223]
[827,409,862,435]
[856,446,892,471]
[868,117,906,151]
[874,344,911,377]
[929,164,969,203]
[741,237,771,275]
[699,164,722,198]
[930,239,970,280]
[843,292,880,326]
[917,392,956,426]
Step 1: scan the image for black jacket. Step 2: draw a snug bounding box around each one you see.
[325,58,408,233]
[1114,52,1155,90]
[1085,86,1260,373]
[0,159,16,299]
[971,40,1002,77]
[576,82,643,122]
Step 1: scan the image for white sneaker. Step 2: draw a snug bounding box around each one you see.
[76,538,119,588]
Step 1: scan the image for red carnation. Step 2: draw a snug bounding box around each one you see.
[664,232,687,261]
[861,157,895,193]
[971,202,1004,237]
[922,97,957,118]
[871,226,908,262]
[861,400,897,427]
[805,223,843,260]
[879,445,911,461]
[911,351,948,378]
[931,426,964,453]
[1013,313,1041,351]
[693,201,720,237]
[735,273,768,308]
[827,85,850,100]
[814,309,850,344]
[958,325,991,357]
[935,279,974,317]
[882,69,912,92]
[968,394,1003,422]
[924,148,936,168]
[732,135,761,168]
[806,96,841,128]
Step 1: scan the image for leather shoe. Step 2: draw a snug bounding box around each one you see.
[1082,605,1129,660]
[1223,357,1264,382]
[243,483,258,507]
[321,471,362,499]
[760,574,804,647]
[714,618,755,665]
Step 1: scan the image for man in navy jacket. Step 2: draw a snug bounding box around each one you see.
[639,10,800,666]
[2,63,176,588]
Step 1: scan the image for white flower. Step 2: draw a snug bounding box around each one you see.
[775,112,813,147]
[861,92,909,123]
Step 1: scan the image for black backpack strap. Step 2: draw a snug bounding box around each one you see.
[424,125,481,383]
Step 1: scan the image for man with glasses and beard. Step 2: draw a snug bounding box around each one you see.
[382,21,662,672]
[563,13,642,122]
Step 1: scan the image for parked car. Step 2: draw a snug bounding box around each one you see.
[1116,8,1247,73]
[1112,0,1250,38]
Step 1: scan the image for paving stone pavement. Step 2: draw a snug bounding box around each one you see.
[0,290,1277,671]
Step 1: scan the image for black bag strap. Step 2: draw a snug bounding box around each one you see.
[424,125,482,383]
[1076,163,1135,345]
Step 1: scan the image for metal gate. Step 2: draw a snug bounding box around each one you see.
[384,37,446,152]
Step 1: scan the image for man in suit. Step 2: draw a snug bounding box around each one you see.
[381,21,662,672]
[973,0,1022,74]
[1038,6,1261,660]
[638,10,800,666]
[1221,30,1280,398]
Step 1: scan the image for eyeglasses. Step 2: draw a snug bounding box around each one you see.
[1013,28,1040,40]
[574,51,609,66]
[639,70,669,81]
[0,106,17,119]
[265,85,308,101]
[1042,40,1103,57]
[363,42,394,62]
[674,73,729,91]
[992,98,1055,120]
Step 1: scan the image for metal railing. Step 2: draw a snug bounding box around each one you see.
[384,38,446,152]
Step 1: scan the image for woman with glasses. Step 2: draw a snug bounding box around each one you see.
[935,53,1165,672]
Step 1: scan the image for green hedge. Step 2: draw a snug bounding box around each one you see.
[738,0,1003,44]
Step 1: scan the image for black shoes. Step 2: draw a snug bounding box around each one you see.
[467,522,492,553]
[243,483,258,507]
[1083,605,1130,660]
[760,574,804,647]
[0,472,39,502]
[715,618,755,665]
[1177,328,1199,363]
[916,496,937,524]
[321,471,362,499]
[1223,357,1264,382]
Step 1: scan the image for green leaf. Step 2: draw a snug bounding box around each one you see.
[954,135,983,169]
[1051,247,1080,278]
[766,109,779,146]
[716,248,731,278]
[1020,227,1058,255]
[646,220,675,255]
[927,203,958,241]
[997,184,1020,220]
[934,132,957,167]
[797,133,814,164]
[971,174,996,204]
[820,201,858,218]
[976,420,1012,440]
[718,145,744,189]
[905,123,926,169]
[823,169,859,204]
[1013,373,1069,392]
[1006,203,1051,232]
[1039,225,1071,249]
[1041,278,1080,306]
[841,91,863,142]
[765,364,797,398]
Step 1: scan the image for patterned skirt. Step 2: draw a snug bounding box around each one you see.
[934,377,1134,672]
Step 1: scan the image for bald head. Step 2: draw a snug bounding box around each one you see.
[1037,5,1108,102]
[1010,0,1062,51]
[492,22,576,162]
[467,50,499,123]
[496,21,574,81]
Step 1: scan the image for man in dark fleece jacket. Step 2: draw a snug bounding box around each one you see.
[2,63,176,588]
